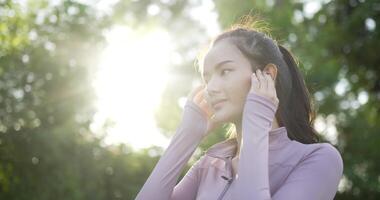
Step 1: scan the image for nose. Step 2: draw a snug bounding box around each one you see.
[206,76,222,97]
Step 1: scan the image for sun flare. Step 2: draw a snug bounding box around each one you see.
[91,25,173,150]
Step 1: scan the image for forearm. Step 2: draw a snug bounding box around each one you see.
[135,100,207,200]
[232,92,277,199]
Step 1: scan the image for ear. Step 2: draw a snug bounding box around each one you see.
[263,63,278,82]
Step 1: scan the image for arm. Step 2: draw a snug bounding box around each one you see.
[272,144,344,200]
[232,92,276,199]
[232,92,344,200]
[135,100,208,200]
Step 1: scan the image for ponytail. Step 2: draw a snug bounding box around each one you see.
[278,44,320,143]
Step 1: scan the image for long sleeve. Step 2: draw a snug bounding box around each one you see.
[134,100,208,200]
[232,92,277,199]
[232,92,344,200]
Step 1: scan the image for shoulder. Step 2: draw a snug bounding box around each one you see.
[290,140,343,166]
[305,143,343,163]
[298,142,344,176]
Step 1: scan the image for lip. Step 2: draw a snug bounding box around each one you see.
[212,99,227,109]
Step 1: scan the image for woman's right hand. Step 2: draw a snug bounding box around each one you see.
[187,85,223,135]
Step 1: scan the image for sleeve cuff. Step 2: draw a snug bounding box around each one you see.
[246,92,277,113]
[184,99,208,121]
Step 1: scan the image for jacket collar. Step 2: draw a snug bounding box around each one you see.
[205,126,291,160]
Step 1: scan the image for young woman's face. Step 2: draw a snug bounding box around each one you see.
[202,39,254,124]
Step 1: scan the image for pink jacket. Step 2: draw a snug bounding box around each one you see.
[135,92,344,200]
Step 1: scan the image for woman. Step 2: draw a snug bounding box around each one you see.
[135,18,344,200]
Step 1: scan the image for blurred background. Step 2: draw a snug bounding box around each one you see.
[0,0,379,199]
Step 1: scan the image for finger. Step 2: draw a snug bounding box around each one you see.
[264,73,272,90]
[262,70,269,91]
[203,89,211,104]
[200,99,213,117]
[265,73,275,87]
[193,88,205,104]
[265,74,278,102]
[256,69,267,90]
[251,72,260,91]
[266,72,275,81]
[265,73,277,96]
[188,85,205,100]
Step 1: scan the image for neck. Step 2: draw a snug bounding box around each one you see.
[233,117,280,159]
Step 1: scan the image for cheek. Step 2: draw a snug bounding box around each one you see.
[225,79,250,113]
[244,76,252,92]
[228,77,251,101]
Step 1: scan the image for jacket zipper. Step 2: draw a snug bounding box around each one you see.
[205,152,234,200]
[217,175,233,200]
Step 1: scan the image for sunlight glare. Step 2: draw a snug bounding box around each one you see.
[91,25,172,150]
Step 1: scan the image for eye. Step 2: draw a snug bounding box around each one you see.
[221,69,232,75]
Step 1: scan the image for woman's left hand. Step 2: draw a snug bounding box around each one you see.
[250,69,279,108]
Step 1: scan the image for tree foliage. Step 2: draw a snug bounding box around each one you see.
[0,0,379,199]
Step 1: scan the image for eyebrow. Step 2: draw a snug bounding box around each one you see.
[202,60,234,77]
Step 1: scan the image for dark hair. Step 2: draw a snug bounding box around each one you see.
[197,16,320,144]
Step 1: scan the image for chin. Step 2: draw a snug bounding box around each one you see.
[213,110,233,124]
